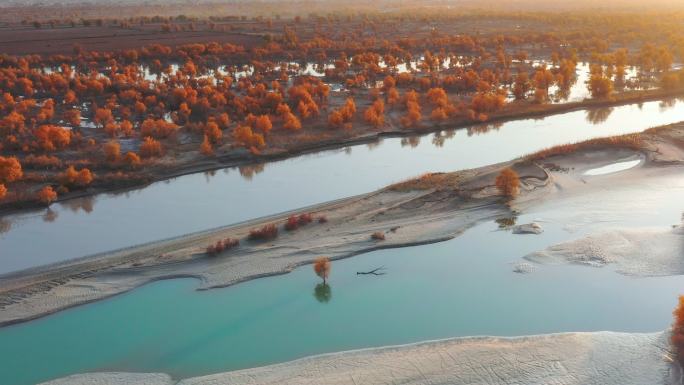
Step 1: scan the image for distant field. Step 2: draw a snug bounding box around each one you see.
[0,24,263,55]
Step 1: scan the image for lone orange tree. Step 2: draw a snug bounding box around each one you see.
[495,168,520,198]
[313,257,331,284]
[672,295,684,366]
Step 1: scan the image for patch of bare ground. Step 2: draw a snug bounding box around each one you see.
[0,25,263,56]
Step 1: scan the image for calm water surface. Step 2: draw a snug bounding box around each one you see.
[1,173,683,385]
[1,99,683,274]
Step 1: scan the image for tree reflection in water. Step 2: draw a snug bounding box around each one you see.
[313,283,332,303]
[238,163,266,180]
[585,107,613,124]
[401,136,420,148]
[42,208,58,223]
[467,122,503,136]
[0,218,11,234]
[495,215,518,230]
[659,98,677,112]
[62,195,95,214]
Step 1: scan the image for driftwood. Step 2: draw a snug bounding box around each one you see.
[357,266,386,276]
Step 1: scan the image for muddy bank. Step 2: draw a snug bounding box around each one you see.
[3,119,684,327]
[41,331,674,385]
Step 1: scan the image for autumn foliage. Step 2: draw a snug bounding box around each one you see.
[0,9,681,209]
[254,115,273,134]
[204,122,222,143]
[401,91,422,128]
[672,296,684,366]
[23,154,61,169]
[59,166,94,187]
[103,140,121,162]
[0,156,23,184]
[123,151,142,167]
[35,125,71,152]
[206,237,239,255]
[313,256,331,284]
[139,136,163,158]
[233,125,265,150]
[200,135,213,156]
[371,231,386,240]
[284,213,314,231]
[248,223,278,241]
[282,111,302,131]
[471,92,506,115]
[328,98,356,129]
[37,185,58,204]
[495,168,520,198]
[140,119,179,139]
[363,99,385,128]
[588,74,614,99]
[530,134,643,161]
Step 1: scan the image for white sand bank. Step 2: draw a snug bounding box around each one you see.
[41,331,674,385]
[525,226,684,276]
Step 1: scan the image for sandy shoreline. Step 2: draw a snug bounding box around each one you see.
[2,121,684,327]
[41,331,675,385]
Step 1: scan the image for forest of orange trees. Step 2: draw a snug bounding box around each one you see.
[1,5,684,210]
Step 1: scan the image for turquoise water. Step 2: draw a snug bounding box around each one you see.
[2,99,684,273]
[1,100,684,384]
[2,198,684,385]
